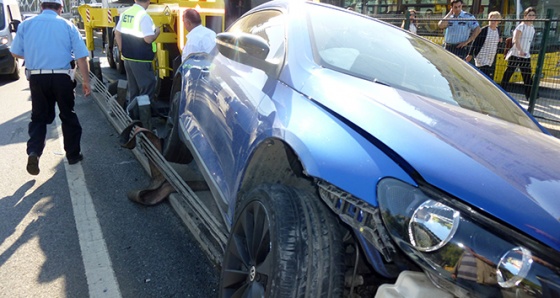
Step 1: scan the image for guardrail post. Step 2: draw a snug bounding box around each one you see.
[117,79,128,108]
[90,57,103,83]
[137,95,152,130]
[528,9,553,114]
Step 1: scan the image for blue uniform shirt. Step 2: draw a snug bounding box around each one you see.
[444,11,479,44]
[10,10,89,70]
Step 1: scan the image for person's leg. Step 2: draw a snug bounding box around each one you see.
[27,76,56,157]
[134,62,156,100]
[53,74,82,160]
[500,57,519,89]
[479,65,492,78]
[124,60,140,101]
[519,58,533,99]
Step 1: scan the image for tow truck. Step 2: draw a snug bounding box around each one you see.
[77,0,230,102]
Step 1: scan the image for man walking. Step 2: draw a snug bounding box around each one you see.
[181,8,216,62]
[114,0,160,105]
[438,0,481,59]
[10,0,91,175]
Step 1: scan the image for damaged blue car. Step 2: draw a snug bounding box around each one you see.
[162,1,560,297]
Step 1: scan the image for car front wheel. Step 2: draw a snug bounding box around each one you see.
[220,183,345,297]
[8,59,20,81]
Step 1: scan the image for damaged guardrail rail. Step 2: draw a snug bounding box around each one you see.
[80,72,227,265]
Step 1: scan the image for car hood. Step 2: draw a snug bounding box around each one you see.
[300,73,560,251]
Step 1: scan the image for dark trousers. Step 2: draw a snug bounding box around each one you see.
[445,43,468,59]
[28,74,82,159]
[123,60,156,102]
[478,65,494,79]
[501,56,533,99]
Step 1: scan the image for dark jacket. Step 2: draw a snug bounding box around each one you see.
[468,26,500,58]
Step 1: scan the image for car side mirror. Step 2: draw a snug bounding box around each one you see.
[9,20,21,33]
[216,32,275,74]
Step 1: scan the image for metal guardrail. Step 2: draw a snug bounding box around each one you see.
[80,72,227,265]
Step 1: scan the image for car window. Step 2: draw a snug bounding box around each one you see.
[306,4,539,130]
[0,5,5,30]
[228,10,286,64]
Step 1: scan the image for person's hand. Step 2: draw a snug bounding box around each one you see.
[82,81,91,97]
[457,41,468,48]
[465,55,472,62]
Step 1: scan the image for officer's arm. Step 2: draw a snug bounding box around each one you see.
[77,56,91,96]
[114,30,122,53]
[438,10,454,29]
[466,26,482,44]
[143,26,160,44]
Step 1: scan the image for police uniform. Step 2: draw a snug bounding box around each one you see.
[10,0,89,173]
[444,11,479,57]
[115,3,157,105]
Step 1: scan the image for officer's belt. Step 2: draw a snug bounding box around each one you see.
[26,69,73,75]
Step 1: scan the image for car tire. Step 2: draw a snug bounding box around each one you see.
[106,29,116,69]
[113,33,125,74]
[8,60,20,81]
[162,90,193,164]
[220,183,345,298]
[154,56,173,102]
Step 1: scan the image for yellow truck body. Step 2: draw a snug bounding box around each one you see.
[78,0,225,81]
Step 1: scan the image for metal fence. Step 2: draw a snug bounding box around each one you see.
[377,11,560,136]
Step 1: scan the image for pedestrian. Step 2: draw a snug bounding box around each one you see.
[500,7,537,100]
[466,11,502,78]
[181,8,217,62]
[114,0,160,105]
[438,0,481,59]
[10,0,91,175]
[401,9,418,34]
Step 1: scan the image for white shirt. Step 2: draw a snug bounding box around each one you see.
[507,23,535,59]
[409,23,417,34]
[181,25,217,61]
[475,27,499,67]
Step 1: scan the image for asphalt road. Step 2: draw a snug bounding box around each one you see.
[0,66,219,297]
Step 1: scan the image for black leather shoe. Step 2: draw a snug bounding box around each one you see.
[68,153,83,165]
[27,153,40,175]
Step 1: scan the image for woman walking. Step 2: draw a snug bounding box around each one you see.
[501,7,537,100]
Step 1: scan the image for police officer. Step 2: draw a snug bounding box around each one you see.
[10,0,91,175]
[114,0,160,107]
[438,0,481,59]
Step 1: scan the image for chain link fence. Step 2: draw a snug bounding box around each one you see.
[377,12,560,136]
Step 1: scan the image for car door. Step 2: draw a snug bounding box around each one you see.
[184,9,287,207]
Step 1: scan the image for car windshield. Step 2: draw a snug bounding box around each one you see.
[306,4,540,131]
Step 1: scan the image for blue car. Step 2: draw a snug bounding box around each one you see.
[162,1,560,297]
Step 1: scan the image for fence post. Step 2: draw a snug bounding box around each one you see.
[528,9,553,114]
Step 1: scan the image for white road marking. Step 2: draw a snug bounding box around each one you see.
[55,116,122,298]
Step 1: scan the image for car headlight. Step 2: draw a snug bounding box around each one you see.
[377,178,560,297]
[0,36,9,47]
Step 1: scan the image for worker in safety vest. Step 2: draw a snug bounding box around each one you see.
[114,0,160,106]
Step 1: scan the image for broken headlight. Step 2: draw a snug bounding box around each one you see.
[377,178,560,298]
